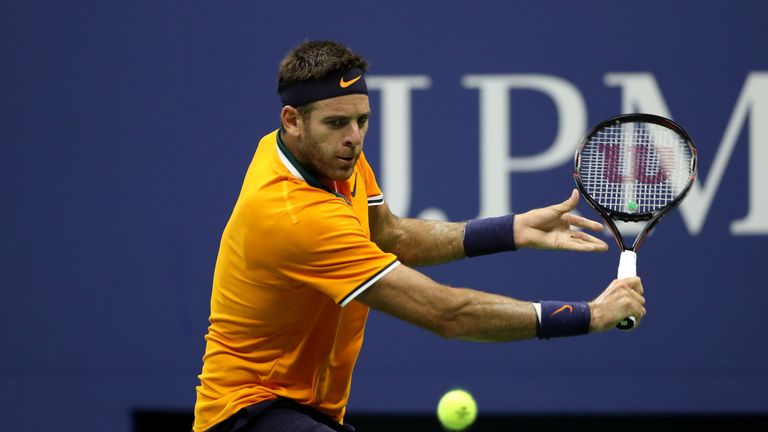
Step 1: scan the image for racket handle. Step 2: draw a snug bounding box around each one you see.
[617,250,636,279]
[616,250,637,330]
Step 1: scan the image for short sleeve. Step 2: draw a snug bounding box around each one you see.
[358,152,384,206]
[270,200,399,307]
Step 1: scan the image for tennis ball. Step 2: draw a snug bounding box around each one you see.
[437,389,477,431]
[627,200,638,211]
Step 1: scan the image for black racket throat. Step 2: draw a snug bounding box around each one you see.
[574,178,678,253]
[588,198,659,253]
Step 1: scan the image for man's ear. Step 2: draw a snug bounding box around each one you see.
[281,106,301,138]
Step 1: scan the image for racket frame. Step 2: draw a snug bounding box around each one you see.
[573,113,698,253]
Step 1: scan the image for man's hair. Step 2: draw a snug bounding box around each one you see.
[278,40,369,92]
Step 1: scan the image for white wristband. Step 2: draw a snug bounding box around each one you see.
[532,302,542,324]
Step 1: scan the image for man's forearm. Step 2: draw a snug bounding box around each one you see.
[444,288,538,342]
[381,218,467,266]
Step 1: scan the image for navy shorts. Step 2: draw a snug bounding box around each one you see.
[206,399,356,432]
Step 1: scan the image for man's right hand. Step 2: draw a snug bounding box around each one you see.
[588,277,646,332]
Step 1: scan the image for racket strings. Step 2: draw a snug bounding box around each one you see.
[578,122,694,214]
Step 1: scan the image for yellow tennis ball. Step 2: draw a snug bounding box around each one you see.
[437,389,477,431]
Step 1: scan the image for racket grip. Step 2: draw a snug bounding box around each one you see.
[617,250,636,278]
[616,250,637,331]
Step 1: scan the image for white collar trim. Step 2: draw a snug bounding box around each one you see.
[276,141,306,182]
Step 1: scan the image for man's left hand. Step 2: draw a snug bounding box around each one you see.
[513,189,609,252]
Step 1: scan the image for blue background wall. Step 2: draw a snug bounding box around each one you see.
[2,1,767,430]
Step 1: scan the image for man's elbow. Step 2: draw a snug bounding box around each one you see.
[429,300,469,340]
[432,320,463,339]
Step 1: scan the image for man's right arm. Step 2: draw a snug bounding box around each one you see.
[354,264,646,342]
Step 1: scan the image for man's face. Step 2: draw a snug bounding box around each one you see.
[297,94,370,182]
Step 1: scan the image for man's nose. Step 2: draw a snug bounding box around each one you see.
[344,123,363,145]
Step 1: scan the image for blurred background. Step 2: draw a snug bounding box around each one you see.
[2,1,767,430]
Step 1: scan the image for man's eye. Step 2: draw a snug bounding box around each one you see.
[327,119,345,127]
[358,116,368,126]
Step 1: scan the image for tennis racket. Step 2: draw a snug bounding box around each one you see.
[574,113,698,330]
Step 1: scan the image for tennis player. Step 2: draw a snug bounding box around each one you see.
[193,40,646,432]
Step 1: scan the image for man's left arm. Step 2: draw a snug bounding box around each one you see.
[369,189,609,267]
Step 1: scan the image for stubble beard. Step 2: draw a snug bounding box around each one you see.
[300,120,361,181]
[299,131,356,183]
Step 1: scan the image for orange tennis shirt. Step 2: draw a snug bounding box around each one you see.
[194,130,399,431]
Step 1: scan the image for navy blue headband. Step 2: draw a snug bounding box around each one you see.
[279,68,368,107]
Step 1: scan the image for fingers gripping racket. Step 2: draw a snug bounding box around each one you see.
[574,113,698,330]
